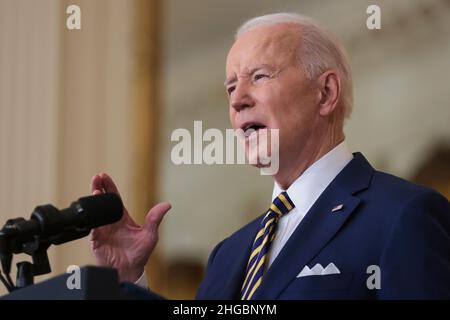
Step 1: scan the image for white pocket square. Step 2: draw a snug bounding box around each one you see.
[296,263,341,278]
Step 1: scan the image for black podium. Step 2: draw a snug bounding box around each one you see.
[1,266,127,300]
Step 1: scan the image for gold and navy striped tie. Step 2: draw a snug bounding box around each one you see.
[240,191,295,300]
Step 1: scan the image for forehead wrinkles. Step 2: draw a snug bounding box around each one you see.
[226,25,301,77]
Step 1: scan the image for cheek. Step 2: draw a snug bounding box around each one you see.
[258,88,294,127]
[263,89,306,141]
[278,84,315,125]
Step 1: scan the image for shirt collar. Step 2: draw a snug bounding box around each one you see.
[272,141,353,213]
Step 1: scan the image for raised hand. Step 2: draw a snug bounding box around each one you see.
[90,173,171,282]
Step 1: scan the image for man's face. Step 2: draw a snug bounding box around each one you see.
[226,24,320,171]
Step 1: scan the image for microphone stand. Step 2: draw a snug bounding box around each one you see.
[15,239,52,289]
[0,218,52,291]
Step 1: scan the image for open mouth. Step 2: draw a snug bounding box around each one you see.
[241,122,267,138]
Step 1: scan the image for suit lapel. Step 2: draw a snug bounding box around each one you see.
[253,189,360,299]
[206,219,260,299]
[252,152,374,299]
[220,232,255,299]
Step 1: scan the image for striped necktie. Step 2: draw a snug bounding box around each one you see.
[240,191,295,300]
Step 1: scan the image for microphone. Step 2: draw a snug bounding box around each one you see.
[0,193,123,274]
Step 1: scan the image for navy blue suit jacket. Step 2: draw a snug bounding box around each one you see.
[124,153,450,299]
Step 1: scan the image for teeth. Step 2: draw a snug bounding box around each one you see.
[243,124,266,137]
[244,124,264,131]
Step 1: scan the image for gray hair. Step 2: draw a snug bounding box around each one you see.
[236,13,353,118]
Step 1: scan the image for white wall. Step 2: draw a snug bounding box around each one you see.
[0,0,139,295]
[0,0,62,293]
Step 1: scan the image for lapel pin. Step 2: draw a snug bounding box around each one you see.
[331,204,344,213]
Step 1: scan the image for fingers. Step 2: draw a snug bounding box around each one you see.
[143,202,172,234]
[91,174,104,194]
[91,173,122,198]
[90,176,107,250]
[100,173,121,195]
[89,228,98,243]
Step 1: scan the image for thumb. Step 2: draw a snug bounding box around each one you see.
[143,202,172,234]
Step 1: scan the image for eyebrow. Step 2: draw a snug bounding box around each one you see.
[224,64,276,87]
[224,77,236,87]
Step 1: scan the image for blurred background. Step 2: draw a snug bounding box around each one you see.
[0,0,449,298]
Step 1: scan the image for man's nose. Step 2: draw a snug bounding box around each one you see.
[230,82,254,112]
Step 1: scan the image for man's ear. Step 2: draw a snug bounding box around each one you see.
[317,70,341,116]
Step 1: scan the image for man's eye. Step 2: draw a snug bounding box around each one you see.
[253,74,268,81]
[227,86,235,95]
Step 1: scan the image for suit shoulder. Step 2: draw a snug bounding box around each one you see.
[370,169,447,204]
[364,170,450,230]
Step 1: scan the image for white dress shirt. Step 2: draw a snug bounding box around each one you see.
[135,141,353,288]
[266,141,353,269]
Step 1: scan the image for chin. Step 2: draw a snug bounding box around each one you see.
[246,156,272,168]
[248,162,264,168]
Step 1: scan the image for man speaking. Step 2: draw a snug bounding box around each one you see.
[90,13,450,299]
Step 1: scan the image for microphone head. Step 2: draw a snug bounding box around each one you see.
[74,193,124,229]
